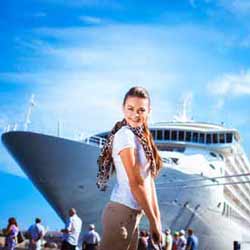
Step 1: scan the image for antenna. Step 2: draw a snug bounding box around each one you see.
[57,121,61,137]
[24,94,36,131]
[13,123,18,131]
[173,93,193,122]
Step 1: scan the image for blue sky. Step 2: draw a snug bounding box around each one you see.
[1,0,250,230]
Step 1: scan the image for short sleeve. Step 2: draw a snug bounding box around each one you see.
[96,232,101,242]
[113,127,136,154]
[66,218,73,231]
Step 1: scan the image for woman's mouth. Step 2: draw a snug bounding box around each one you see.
[129,117,140,123]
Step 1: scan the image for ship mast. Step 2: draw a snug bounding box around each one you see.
[24,94,36,131]
[174,93,193,122]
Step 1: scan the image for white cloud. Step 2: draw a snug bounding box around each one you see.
[208,70,250,96]
[79,16,102,24]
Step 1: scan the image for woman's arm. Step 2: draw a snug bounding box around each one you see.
[150,176,162,231]
[119,147,161,242]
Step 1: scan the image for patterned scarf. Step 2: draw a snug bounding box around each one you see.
[96,119,156,191]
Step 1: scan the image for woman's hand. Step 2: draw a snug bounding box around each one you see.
[150,219,162,244]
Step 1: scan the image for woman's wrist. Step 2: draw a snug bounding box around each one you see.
[149,214,158,225]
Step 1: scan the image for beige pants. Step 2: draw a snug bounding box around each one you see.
[100,201,143,250]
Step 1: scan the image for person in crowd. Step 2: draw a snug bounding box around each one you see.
[82,224,100,250]
[172,232,179,250]
[27,218,45,250]
[162,229,172,250]
[97,87,163,250]
[185,229,198,250]
[137,230,148,250]
[147,232,163,250]
[177,230,186,250]
[4,217,19,250]
[61,208,82,250]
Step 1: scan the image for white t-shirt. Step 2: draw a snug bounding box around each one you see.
[82,229,101,244]
[28,223,45,246]
[64,214,82,246]
[110,126,151,210]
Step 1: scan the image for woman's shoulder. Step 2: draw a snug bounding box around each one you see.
[113,126,136,151]
[12,225,18,230]
[9,225,18,232]
[115,126,135,139]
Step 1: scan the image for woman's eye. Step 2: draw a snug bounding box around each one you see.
[128,107,134,111]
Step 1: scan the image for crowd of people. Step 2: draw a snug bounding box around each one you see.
[2,208,198,250]
[2,217,46,250]
[1,209,101,250]
[138,228,198,250]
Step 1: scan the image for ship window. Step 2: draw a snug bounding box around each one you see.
[171,158,179,164]
[100,133,109,139]
[172,130,177,140]
[219,154,224,160]
[213,133,218,143]
[226,133,233,143]
[150,130,156,140]
[192,132,198,143]
[185,131,191,142]
[233,133,238,141]
[157,130,163,140]
[157,145,173,151]
[164,130,170,140]
[210,152,217,157]
[199,133,205,143]
[209,164,216,170]
[206,134,211,144]
[97,132,109,139]
[219,133,225,143]
[179,131,184,141]
[156,145,185,152]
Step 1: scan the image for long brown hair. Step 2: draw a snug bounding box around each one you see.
[7,217,18,232]
[123,87,163,176]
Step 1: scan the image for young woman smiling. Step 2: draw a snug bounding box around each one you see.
[97,86,163,250]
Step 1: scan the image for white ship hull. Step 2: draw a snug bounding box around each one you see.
[2,131,250,250]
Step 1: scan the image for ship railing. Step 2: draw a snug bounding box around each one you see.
[3,123,19,133]
[83,135,106,148]
[156,172,250,189]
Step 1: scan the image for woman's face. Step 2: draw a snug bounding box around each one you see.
[123,96,150,128]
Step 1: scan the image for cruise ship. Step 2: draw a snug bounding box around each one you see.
[1,103,250,249]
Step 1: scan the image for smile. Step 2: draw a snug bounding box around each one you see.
[129,118,140,122]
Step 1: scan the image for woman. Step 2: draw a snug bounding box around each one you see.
[97,86,163,250]
[5,217,19,250]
